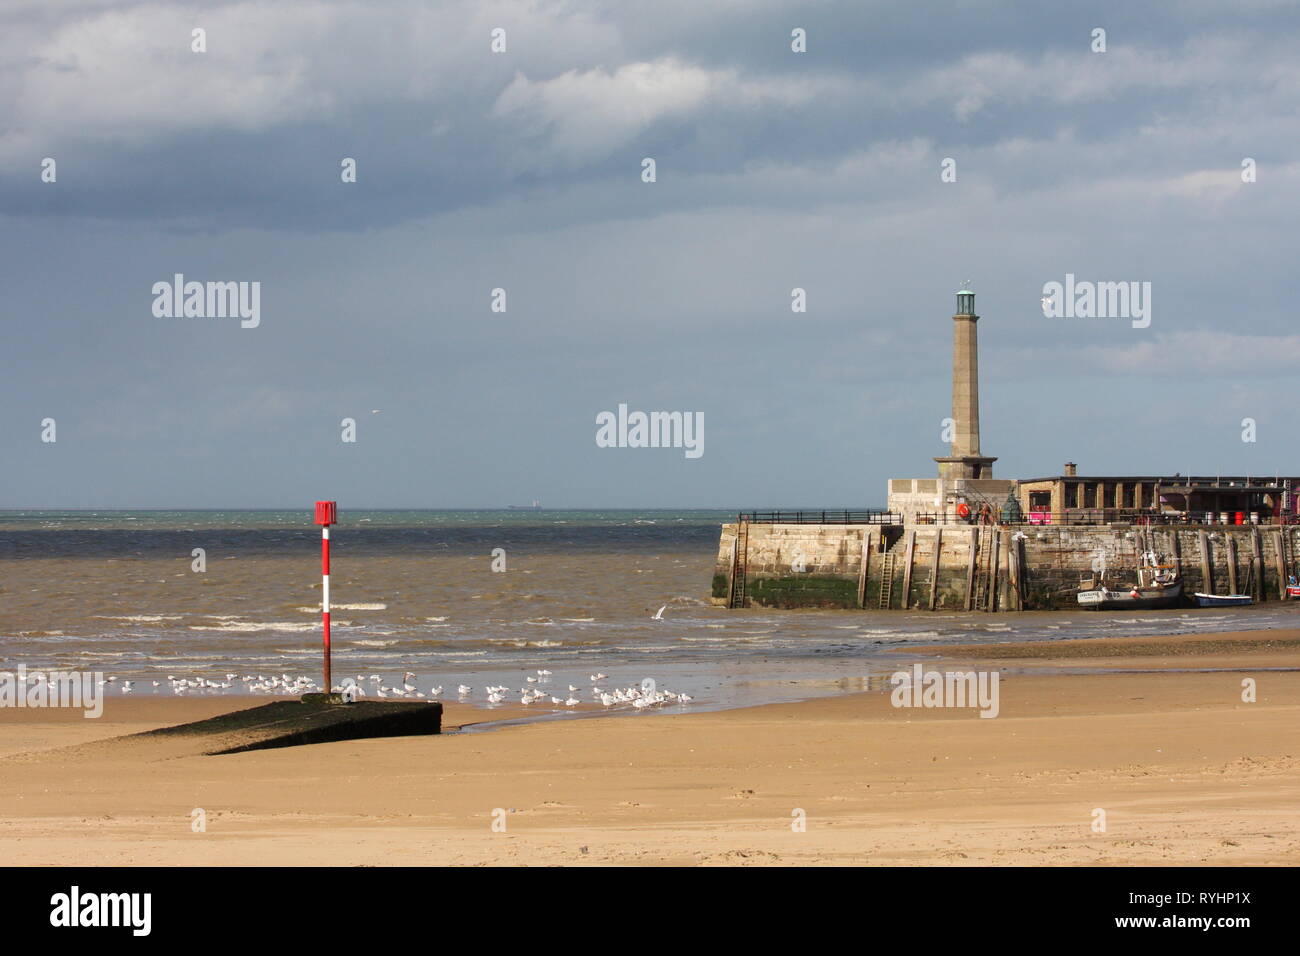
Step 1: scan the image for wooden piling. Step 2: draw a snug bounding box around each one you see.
[1198,531,1213,594]
[900,530,916,610]
[1251,528,1265,601]
[856,532,871,609]
[1274,530,1288,600]
[988,529,1001,612]
[1226,534,1239,596]
[726,538,738,608]
[1017,533,1027,610]
[928,529,942,611]
[1007,533,1023,611]
[965,529,978,611]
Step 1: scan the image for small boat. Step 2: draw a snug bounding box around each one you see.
[1194,593,1254,607]
[1078,551,1182,610]
[1078,580,1183,610]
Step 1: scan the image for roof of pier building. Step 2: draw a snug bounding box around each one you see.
[1018,475,1294,489]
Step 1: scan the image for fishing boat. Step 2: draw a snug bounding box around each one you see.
[1193,593,1254,607]
[1077,551,1182,610]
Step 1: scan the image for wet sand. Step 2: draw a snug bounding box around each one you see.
[1,629,1298,866]
[928,627,1300,669]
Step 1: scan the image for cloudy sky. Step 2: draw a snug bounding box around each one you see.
[3,0,1298,509]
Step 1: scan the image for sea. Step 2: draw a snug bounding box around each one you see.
[1,509,1296,715]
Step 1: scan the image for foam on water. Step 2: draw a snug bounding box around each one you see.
[189,621,343,633]
[3,507,1298,715]
[96,615,184,623]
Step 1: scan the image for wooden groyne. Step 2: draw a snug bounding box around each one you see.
[31,698,445,761]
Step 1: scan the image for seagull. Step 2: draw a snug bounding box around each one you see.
[564,696,580,706]
[652,605,666,620]
[590,673,607,682]
[458,685,471,696]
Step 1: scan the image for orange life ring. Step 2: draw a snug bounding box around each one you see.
[956,502,971,518]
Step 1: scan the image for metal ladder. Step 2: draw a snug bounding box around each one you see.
[972,524,994,611]
[877,551,896,609]
[729,522,749,608]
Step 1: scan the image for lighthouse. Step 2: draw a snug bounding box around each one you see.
[934,283,997,480]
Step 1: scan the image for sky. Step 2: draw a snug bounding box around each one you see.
[3,0,1298,509]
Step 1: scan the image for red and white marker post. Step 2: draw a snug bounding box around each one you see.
[314,501,338,691]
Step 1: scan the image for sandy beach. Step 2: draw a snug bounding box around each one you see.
[1,627,1297,867]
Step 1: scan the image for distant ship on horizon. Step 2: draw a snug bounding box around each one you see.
[507,499,543,510]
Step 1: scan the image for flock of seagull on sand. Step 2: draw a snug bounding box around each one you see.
[98,669,694,712]
[348,670,695,710]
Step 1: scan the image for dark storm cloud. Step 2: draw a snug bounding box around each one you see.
[2,0,1294,231]
[2,0,1297,507]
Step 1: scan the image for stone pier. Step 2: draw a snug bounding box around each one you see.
[713,521,1300,611]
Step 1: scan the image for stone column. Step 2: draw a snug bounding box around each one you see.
[935,287,996,481]
[951,311,981,459]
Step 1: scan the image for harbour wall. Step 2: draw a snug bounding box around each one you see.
[712,522,1300,610]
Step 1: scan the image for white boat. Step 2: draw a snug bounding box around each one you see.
[1078,551,1182,610]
